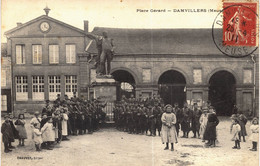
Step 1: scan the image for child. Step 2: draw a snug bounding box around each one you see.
[9,114,19,148]
[231,118,241,149]
[15,114,28,146]
[1,115,14,153]
[238,112,247,142]
[199,107,208,142]
[161,104,178,151]
[61,108,69,140]
[41,117,55,150]
[249,117,259,151]
[33,123,43,151]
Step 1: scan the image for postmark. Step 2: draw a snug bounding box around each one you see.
[212,2,259,58]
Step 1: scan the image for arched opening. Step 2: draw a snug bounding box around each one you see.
[111,70,136,100]
[158,70,186,107]
[209,70,236,116]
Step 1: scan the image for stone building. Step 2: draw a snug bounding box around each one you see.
[85,28,259,116]
[1,43,12,113]
[4,11,89,113]
[4,10,259,116]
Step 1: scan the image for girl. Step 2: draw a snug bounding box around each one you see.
[249,117,259,151]
[15,114,28,146]
[41,117,55,150]
[231,118,241,149]
[199,108,208,142]
[33,123,43,151]
[161,104,178,151]
[61,108,69,140]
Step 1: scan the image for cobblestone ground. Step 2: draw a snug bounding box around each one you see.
[1,117,259,166]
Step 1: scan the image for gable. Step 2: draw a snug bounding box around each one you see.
[5,15,85,38]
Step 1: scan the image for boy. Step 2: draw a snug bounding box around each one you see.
[1,115,14,153]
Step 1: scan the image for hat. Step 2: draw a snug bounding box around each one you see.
[46,99,50,103]
[4,115,9,119]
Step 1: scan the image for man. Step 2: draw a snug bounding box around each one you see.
[191,103,202,138]
[86,31,115,76]
[42,100,52,116]
[150,101,162,136]
[173,103,182,137]
[54,94,61,105]
[181,102,192,138]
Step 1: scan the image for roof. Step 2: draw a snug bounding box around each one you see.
[85,27,223,55]
[4,15,85,36]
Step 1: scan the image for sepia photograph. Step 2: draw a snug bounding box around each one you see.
[1,0,259,165]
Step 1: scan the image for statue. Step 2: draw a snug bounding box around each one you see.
[86,31,115,77]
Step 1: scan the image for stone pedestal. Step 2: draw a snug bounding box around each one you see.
[92,77,117,102]
[92,77,118,123]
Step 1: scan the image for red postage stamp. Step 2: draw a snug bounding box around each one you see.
[222,2,258,46]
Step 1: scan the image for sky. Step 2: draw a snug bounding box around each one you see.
[1,0,223,42]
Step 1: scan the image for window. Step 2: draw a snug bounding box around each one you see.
[49,45,59,64]
[1,95,7,111]
[16,76,28,101]
[32,45,42,64]
[16,45,25,64]
[1,70,6,86]
[49,76,61,100]
[66,44,76,63]
[65,75,77,98]
[32,76,44,100]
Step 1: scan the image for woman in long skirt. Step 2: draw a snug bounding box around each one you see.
[161,104,178,151]
[203,107,219,147]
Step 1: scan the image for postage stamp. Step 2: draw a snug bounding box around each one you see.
[223,2,257,46]
[212,1,259,58]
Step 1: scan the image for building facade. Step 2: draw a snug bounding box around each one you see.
[4,14,89,113]
[4,12,259,117]
[1,43,12,113]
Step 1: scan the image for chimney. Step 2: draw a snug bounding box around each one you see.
[84,21,89,33]
[17,22,22,27]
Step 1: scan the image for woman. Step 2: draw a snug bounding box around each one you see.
[161,104,178,151]
[203,107,219,147]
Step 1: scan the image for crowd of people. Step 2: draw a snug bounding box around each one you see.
[1,93,107,153]
[1,93,259,153]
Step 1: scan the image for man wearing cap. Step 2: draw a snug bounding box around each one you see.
[54,94,61,105]
[173,103,182,137]
[181,102,191,138]
[149,101,161,136]
[191,103,202,138]
[42,100,52,116]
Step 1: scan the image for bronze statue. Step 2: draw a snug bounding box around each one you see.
[86,31,115,77]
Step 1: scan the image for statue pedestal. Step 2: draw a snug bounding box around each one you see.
[92,77,118,123]
[92,77,117,102]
